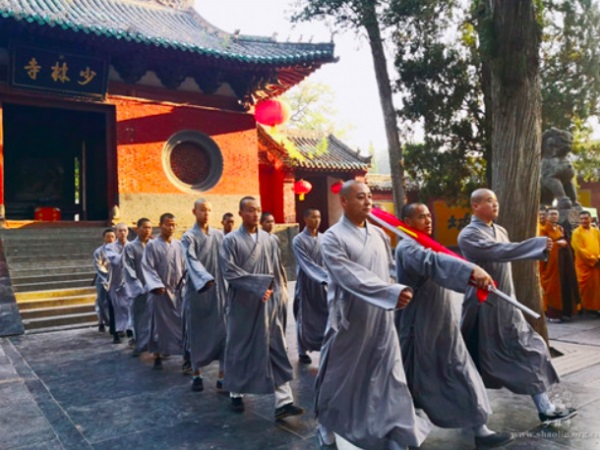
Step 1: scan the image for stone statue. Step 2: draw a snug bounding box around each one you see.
[541,128,580,210]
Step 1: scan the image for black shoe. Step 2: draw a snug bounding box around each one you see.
[112,335,122,344]
[117,331,126,338]
[128,339,136,348]
[181,360,192,375]
[216,379,224,390]
[230,397,244,413]
[475,432,513,449]
[274,403,305,420]
[539,407,578,424]
[298,354,312,365]
[191,377,204,392]
[126,329,134,338]
[98,324,106,332]
[153,357,162,370]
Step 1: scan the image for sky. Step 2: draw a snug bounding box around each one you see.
[196,0,390,153]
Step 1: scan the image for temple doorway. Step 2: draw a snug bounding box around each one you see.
[3,103,109,221]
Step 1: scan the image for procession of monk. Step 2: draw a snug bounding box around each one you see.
[92,181,582,450]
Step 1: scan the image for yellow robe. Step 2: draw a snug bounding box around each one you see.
[571,226,600,311]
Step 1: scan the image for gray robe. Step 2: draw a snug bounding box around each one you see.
[123,237,151,354]
[270,233,289,332]
[316,216,431,450]
[458,216,559,395]
[395,238,491,428]
[142,236,185,356]
[220,227,293,394]
[292,228,328,353]
[105,241,130,333]
[92,245,110,326]
[181,224,227,370]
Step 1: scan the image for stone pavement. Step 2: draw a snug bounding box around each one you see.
[1,284,600,450]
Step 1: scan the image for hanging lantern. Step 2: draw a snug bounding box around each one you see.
[294,179,312,201]
[255,99,290,127]
[330,180,344,195]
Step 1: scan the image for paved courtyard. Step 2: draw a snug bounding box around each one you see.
[1,285,600,449]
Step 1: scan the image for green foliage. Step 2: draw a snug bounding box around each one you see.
[280,80,353,137]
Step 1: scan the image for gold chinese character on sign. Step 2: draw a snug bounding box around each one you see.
[77,66,97,86]
[24,57,42,80]
[51,62,70,83]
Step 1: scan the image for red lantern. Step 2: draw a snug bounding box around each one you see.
[330,180,344,194]
[255,99,290,127]
[294,179,312,201]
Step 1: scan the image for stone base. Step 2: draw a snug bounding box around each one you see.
[559,204,583,228]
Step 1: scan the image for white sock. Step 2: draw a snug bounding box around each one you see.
[532,392,556,414]
[472,425,494,437]
[318,424,335,445]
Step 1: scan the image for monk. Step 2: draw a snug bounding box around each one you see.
[539,207,580,320]
[292,208,328,365]
[221,212,235,235]
[260,211,289,332]
[458,189,576,424]
[220,197,303,420]
[181,199,227,392]
[142,213,185,370]
[315,181,431,450]
[92,229,115,332]
[396,203,512,449]
[123,218,153,356]
[105,223,131,344]
[571,210,600,312]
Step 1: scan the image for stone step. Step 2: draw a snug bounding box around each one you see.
[11,271,96,287]
[4,244,101,256]
[20,303,95,320]
[22,311,99,330]
[6,259,93,271]
[9,265,94,277]
[13,278,94,293]
[6,252,92,264]
[17,293,96,310]
[25,321,100,334]
[15,287,96,301]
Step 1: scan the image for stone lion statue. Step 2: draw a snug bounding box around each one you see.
[541,128,580,209]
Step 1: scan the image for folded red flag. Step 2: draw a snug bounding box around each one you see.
[370,207,490,302]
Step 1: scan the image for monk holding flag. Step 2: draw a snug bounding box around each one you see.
[396,203,512,449]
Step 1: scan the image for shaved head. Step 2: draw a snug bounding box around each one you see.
[194,198,208,209]
[340,180,366,198]
[470,188,494,205]
[401,203,426,221]
[115,222,128,231]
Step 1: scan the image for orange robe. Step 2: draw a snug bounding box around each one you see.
[539,222,578,317]
[571,226,600,311]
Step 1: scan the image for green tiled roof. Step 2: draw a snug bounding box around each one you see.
[0,0,335,65]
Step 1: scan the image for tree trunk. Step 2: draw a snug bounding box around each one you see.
[482,0,548,341]
[362,3,405,215]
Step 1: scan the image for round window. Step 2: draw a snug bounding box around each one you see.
[162,131,223,192]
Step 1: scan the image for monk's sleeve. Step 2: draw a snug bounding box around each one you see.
[182,233,214,292]
[458,227,547,263]
[219,237,273,296]
[93,248,109,283]
[122,245,143,298]
[105,244,123,267]
[571,230,599,267]
[293,237,328,285]
[397,240,474,293]
[141,243,165,292]
[322,231,407,311]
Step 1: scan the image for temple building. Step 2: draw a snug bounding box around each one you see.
[0,0,336,227]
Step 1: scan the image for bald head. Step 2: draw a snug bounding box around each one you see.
[470,188,499,224]
[193,198,212,227]
[339,180,372,227]
[194,198,208,209]
[114,222,128,243]
[470,188,494,205]
[401,203,426,221]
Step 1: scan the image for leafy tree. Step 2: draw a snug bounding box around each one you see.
[293,0,407,213]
